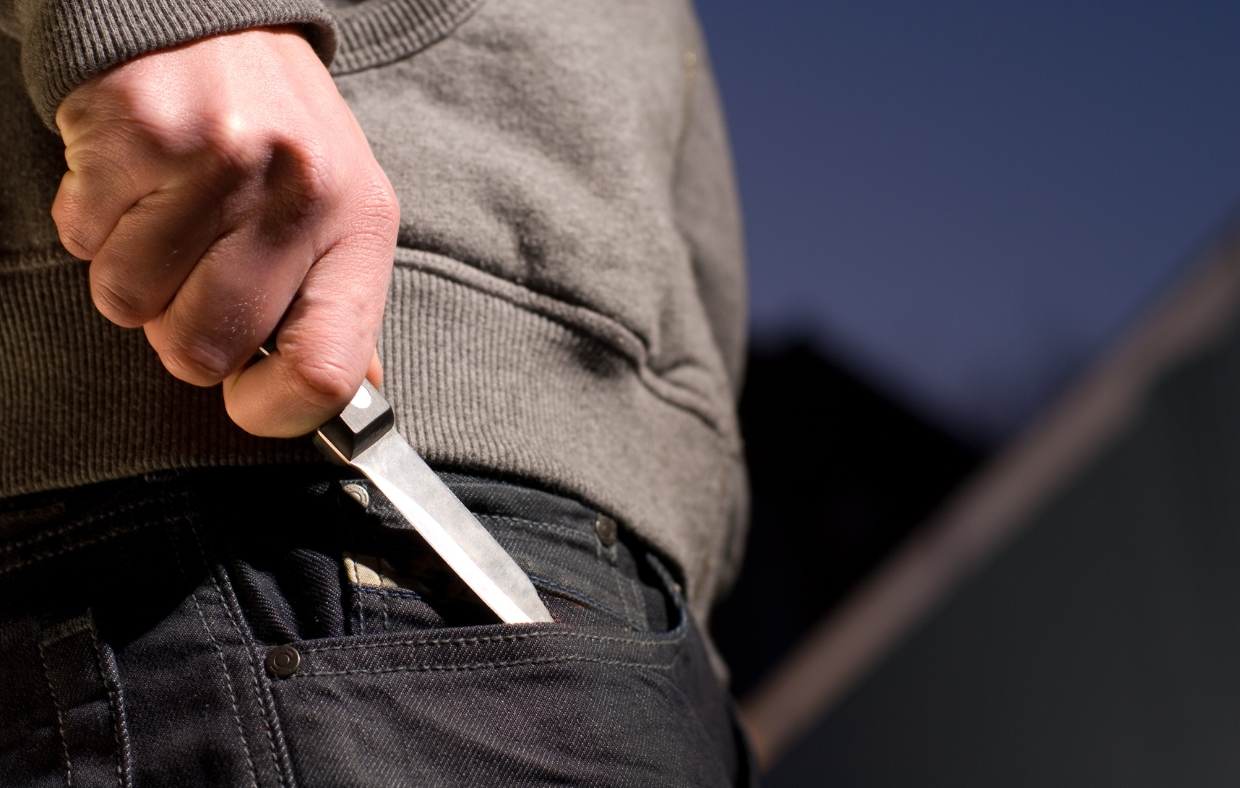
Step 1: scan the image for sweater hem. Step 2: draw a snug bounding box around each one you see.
[0,252,744,619]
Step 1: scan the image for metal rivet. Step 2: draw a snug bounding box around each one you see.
[265,645,301,679]
[594,514,618,547]
[342,483,369,509]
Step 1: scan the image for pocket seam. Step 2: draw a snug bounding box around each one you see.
[91,630,133,788]
[296,652,677,678]
[35,636,74,785]
[298,626,685,656]
[525,573,645,631]
[482,515,594,546]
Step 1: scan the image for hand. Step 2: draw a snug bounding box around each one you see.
[52,27,398,438]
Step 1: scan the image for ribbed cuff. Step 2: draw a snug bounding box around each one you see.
[328,0,483,75]
[21,0,338,129]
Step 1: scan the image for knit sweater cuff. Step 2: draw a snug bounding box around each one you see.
[21,0,337,129]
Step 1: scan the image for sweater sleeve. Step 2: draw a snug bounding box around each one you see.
[2,0,337,129]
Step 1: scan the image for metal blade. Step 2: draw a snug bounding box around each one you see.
[346,431,554,624]
[251,346,549,624]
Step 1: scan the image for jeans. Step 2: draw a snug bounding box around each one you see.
[0,465,755,786]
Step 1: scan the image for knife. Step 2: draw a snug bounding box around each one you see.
[257,349,553,624]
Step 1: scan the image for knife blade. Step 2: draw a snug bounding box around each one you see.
[255,348,553,624]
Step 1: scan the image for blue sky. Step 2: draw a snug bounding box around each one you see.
[697,0,1240,442]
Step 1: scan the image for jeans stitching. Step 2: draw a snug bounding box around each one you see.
[91,630,132,788]
[296,653,676,677]
[0,520,158,576]
[524,574,643,629]
[169,526,260,788]
[299,626,685,655]
[482,515,650,627]
[217,568,296,788]
[353,576,644,629]
[0,498,150,555]
[354,586,424,602]
[481,515,594,544]
[213,568,292,788]
[36,639,73,787]
[194,536,289,788]
[187,493,301,788]
[612,555,638,625]
[192,593,260,787]
[620,572,650,631]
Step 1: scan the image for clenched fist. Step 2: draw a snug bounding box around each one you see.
[52,27,398,438]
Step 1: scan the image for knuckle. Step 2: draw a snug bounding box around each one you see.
[216,119,256,164]
[89,276,149,327]
[56,221,100,260]
[342,175,400,247]
[278,141,334,214]
[64,141,116,180]
[199,120,257,181]
[360,173,400,225]
[253,139,338,240]
[160,335,236,385]
[292,143,335,204]
[53,178,113,260]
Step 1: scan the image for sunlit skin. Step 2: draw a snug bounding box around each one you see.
[52,27,395,438]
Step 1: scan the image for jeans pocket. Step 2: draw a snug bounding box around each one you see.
[263,557,740,788]
[216,474,742,786]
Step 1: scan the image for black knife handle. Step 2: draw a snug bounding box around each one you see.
[316,379,394,461]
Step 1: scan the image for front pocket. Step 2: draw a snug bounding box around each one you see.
[221,475,674,639]
[214,473,743,785]
[262,593,738,787]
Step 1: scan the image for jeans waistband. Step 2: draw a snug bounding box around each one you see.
[0,465,674,634]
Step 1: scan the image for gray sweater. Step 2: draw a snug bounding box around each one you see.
[0,0,748,624]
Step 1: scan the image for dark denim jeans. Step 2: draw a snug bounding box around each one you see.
[0,465,755,786]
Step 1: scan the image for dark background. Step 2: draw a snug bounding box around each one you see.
[711,343,983,697]
[764,276,1240,787]
[698,0,1240,443]
[696,0,1240,765]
